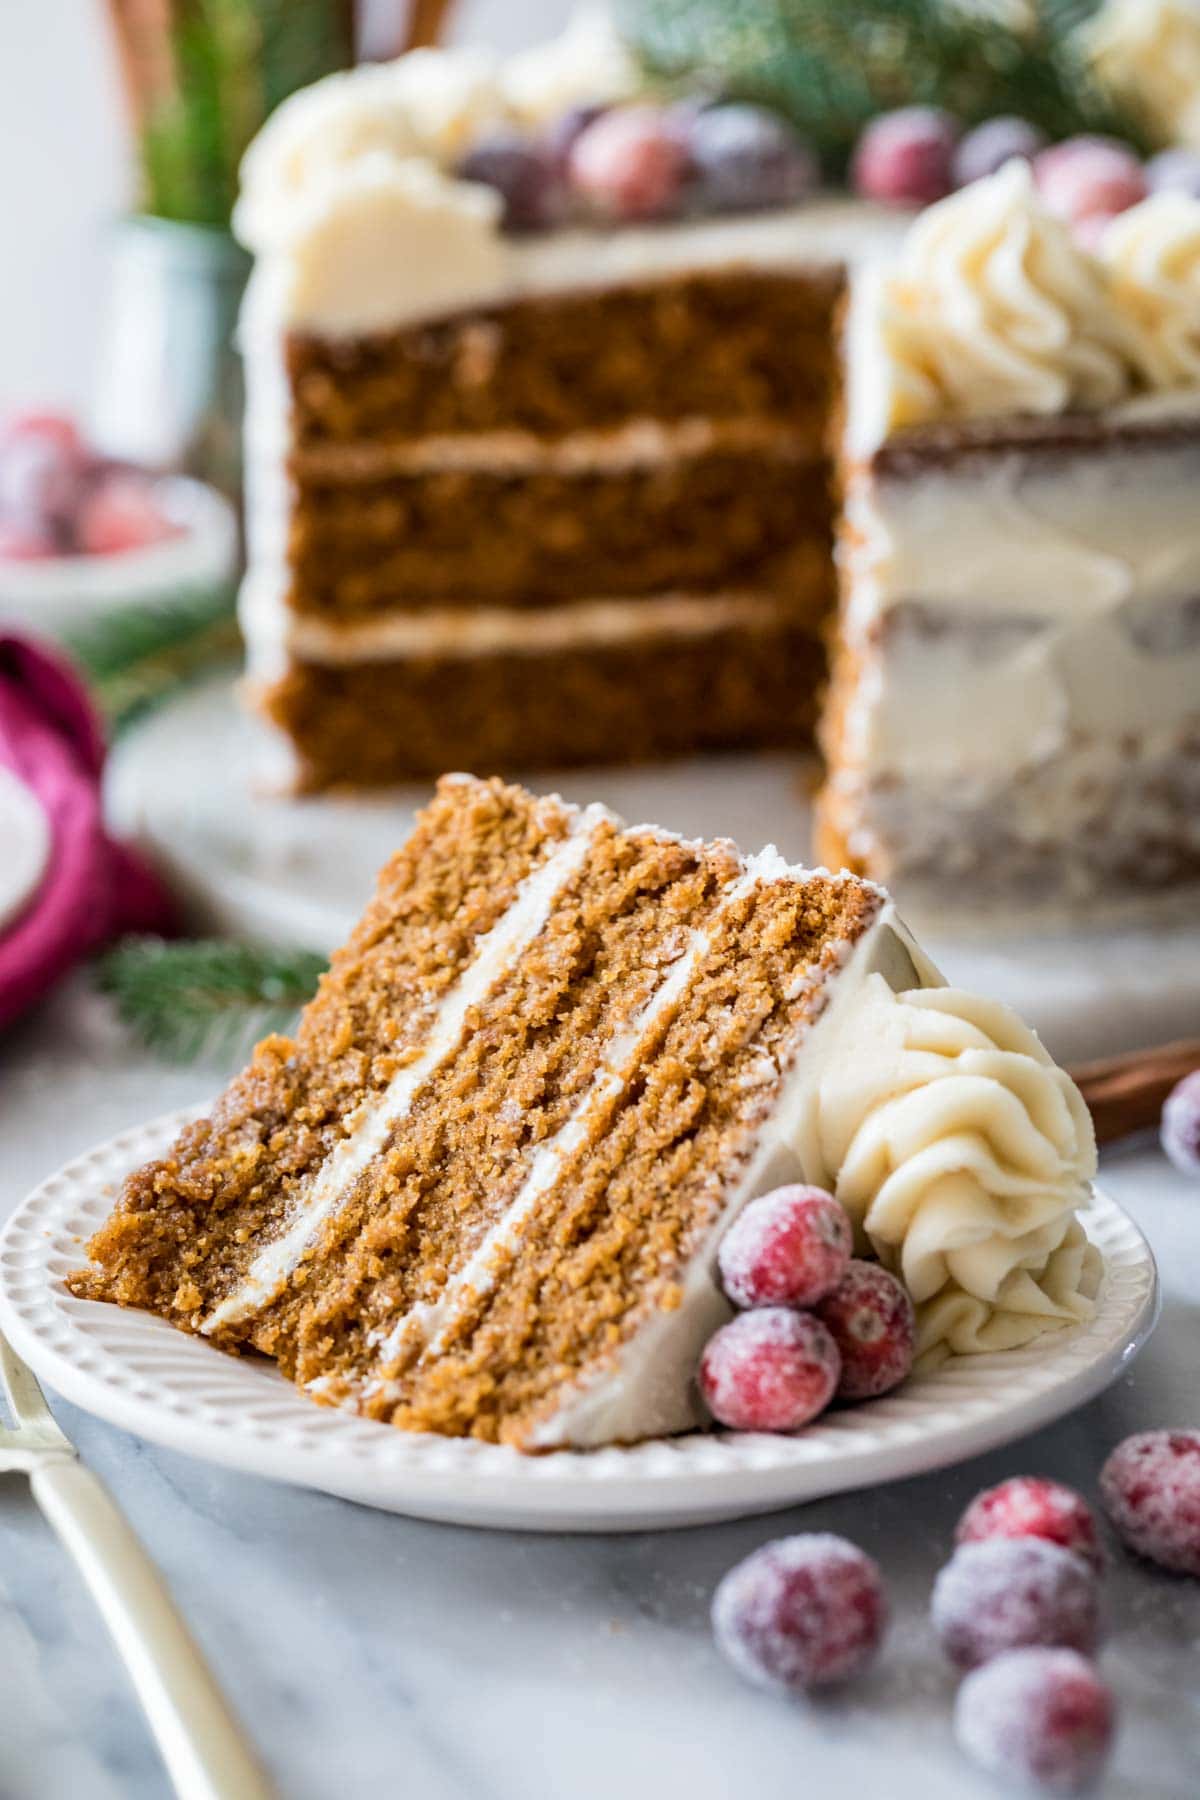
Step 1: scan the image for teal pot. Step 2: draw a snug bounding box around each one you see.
[91,216,251,501]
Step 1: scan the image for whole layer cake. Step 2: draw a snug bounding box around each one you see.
[72,775,1100,1449]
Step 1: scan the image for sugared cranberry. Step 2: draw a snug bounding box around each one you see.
[0,520,57,560]
[1034,136,1146,224]
[1161,1069,1200,1177]
[1,411,83,457]
[956,1477,1104,1573]
[567,105,688,221]
[814,1258,914,1400]
[1146,148,1200,199]
[1099,1429,1200,1575]
[76,474,177,557]
[685,103,817,214]
[542,103,610,174]
[851,107,960,206]
[1070,209,1123,254]
[0,432,81,540]
[455,131,562,231]
[717,1185,851,1310]
[951,116,1048,188]
[712,1533,888,1692]
[955,1648,1115,1795]
[698,1306,839,1433]
[932,1540,1101,1670]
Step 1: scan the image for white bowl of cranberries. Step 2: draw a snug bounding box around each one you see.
[0,412,238,639]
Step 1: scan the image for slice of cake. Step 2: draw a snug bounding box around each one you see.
[235,13,901,788]
[819,163,1200,912]
[72,775,1099,1449]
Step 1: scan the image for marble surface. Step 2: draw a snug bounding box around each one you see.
[1,978,1198,1800]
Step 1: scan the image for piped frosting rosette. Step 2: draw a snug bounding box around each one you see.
[814,975,1101,1364]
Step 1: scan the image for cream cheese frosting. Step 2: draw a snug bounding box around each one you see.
[1084,0,1200,152]
[813,978,1100,1360]
[1101,193,1200,389]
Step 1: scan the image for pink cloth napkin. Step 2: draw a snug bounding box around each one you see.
[0,632,176,1030]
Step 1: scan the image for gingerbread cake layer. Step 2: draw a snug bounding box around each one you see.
[285,443,833,614]
[820,400,1200,911]
[287,269,844,444]
[254,616,826,789]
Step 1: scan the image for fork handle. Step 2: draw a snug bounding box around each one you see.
[31,1458,273,1800]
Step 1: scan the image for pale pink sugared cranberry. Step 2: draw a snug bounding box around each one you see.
[1161,1069,1200,1177]
[955,1648,1115,1794]
[712,1532,888,1692]
[567,105,688,221]
[851,107,960,206]
[1099,1429,1200,1575]
[698,1306,840,1433]
[77,474,177,557]
[1070,209,1123,254]
[815,1258,914,1400]
[951,115,1047,188]
[1033,136,1146,224]
[956,1476,1104,1573]
[931,1539,1101,1670]
[0,520,58,560]
[717,1185,851,1310]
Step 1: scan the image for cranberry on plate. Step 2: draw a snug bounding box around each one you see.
[698,1306,840,1433]
[717,1184,851,1311]
[851,107,960,206]
[814,1258,914,1400]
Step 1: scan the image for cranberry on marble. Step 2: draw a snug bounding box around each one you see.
[1034,136,1146,224]
[955,1648,1116,1795]
[685,103,817,214]
[712,1533,888,1692]
[698,1306,840,1433]
[815,1258,914,1400]
[1099,1428,1200,1575]
[455,131,563,231]
[717,1185,851,1310]
[956,1476,1104,1572]
[851,107,960,206]
[951,115,1048,188]
[1146,148,1200,199]
[1160,1068,1200,1177]
[567,105,688,221]
[932,1539,1101,1670]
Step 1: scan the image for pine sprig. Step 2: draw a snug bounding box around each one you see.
[97,936,328,1065]
[620,0,1152,169]
[63,582,240,734]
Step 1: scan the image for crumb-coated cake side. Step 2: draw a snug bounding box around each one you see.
[72,775,1102,1450]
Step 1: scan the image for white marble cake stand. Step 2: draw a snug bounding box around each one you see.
[107,675,1200,1064]
[0,1110,1159,1533]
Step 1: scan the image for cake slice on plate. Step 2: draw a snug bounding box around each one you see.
[72,776,1099,1449]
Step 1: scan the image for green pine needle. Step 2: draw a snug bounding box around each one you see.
[97,936,328,1065]
[63,582,240,734]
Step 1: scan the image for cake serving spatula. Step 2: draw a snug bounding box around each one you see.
[0,1330,273,1800]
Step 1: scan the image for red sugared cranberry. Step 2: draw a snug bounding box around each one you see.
[685,103,817,214]
[77,474,177,557]
[712,1533,888,1692]
[955,1648,1115,1794]
[567,105,688,221]
[717,1184,851,1310]
[0,520,58,560]
[951,115,1048,188]
[1161,1069,1200,1177]
[956,1477,1104,1573]
[851,107,960,206]
[814,1258,914,1400]
[1,411,83,456]
[1146,148,1200,199]
[1099,1429,1200,1575]
[698,1306,839,1433]
[932,1540,1101,1670]
[455,131,563,231]
[1034,136,1146,224]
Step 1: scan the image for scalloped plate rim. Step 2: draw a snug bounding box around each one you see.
[0,1108,1160,1532]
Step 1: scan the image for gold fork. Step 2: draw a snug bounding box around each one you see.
[0,1331,273,1799]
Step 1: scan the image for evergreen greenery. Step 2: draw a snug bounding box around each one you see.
[619,0,1150,170]
[63,582,240,733]
[97,936,328,1064]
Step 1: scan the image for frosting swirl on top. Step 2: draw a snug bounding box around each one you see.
[1084,0,1200,152]
[863,161,1134,435]
[814,975,1100,1360]
[1100,193,1200,389]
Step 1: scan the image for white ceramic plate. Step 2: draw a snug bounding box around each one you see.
[107,678,1200,1064]
[0,1110,1158,1533]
